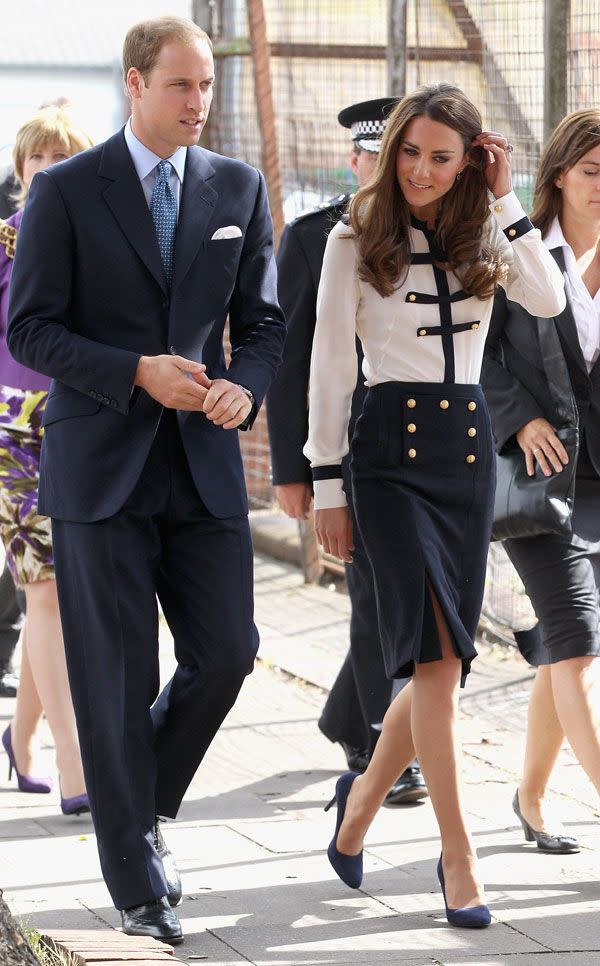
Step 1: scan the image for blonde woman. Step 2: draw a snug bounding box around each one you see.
[0,107,92,814]
[305,83,565,926]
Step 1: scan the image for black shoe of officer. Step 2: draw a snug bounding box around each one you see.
[121,896,183,943]
[339,741,370,774]
[154,819,182,907]
[0,669,18,698]
[385,764,428,805]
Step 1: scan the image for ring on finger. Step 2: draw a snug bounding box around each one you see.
[533,447,542,458]
[506,143,514,153]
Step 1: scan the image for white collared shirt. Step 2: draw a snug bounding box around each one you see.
[124,118,187,216]
[544,216,600,372]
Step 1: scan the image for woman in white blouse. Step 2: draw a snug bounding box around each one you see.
[483,110,600,857]
[304,84,565,927]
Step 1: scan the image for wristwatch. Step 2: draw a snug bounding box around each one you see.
[238,384,255,430]
[239,384,255,408]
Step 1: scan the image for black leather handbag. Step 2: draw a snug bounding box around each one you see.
[491,317,578,541]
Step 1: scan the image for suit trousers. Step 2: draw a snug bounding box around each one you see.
[52,410,258,910]
[318,461,393,757]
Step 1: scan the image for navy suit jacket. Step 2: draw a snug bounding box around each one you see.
[8,129,285,522]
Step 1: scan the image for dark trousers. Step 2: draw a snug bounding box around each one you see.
[0,559,24,672]
[319,462,393,757]
[52,412,258,910]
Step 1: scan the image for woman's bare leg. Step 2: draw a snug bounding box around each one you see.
[550,655,600,796]
[23,579,85,798]
[335,586,484,909]
[9,627,45,774]
[518,665,565,831]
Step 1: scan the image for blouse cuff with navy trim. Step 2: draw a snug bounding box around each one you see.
[488,190,533,239]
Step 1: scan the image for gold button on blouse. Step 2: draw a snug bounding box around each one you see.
[466,454,476,464]
[407,398,416,409]
[407,423,416,433]
[508,227,517,237]
[471,322,479,330]
[468,427,477,438]
[439,399,449,410]
[418,328,426,336]
[408,448,417,459]
[408,293,417,302]
[468,401,477,411]
[494,204,503,213]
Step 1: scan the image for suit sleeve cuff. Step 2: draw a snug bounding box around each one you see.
[313,478,347,510]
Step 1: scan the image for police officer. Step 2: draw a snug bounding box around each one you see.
[267,98,427,804]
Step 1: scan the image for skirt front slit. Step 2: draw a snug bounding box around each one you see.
[350,382,495,683]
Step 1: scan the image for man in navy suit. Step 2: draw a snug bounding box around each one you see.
[8,15,284,942]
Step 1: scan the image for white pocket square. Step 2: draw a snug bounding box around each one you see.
[211,225,242,240]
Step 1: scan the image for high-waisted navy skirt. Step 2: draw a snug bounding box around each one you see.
[350,382,495,683]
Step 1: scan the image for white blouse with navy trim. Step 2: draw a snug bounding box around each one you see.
[304,190,567,510]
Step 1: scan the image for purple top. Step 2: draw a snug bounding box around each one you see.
[0,209,51,392]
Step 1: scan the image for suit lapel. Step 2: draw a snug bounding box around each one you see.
[550,247,589,378]
[172,147,218,292]
[98,130,168,295]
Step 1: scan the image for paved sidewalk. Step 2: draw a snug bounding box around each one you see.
[1,552,600,965]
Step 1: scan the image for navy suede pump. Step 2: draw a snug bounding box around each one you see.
[324,771,363,889]
[437,854,491,928]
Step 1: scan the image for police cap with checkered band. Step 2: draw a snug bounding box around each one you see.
[337,97,399,153]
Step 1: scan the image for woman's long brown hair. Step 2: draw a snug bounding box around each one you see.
[348,83,506,299]
[531,109,600,237]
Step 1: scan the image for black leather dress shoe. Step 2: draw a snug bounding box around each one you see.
[339,742,370,774]
[385,765,428,805]
[121,896,182,943]
[154,820,182,907]
[0,670,18,698]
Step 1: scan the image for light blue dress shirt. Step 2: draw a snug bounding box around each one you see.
[124,119,187,216]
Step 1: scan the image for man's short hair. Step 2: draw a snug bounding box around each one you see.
[122,16,212,86]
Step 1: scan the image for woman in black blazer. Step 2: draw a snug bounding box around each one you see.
[482,109,600,854]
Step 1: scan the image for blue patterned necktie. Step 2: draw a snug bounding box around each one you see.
[151,159,177,288]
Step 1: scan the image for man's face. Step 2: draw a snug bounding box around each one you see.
[350,146,378,187]
[128,39,214,157]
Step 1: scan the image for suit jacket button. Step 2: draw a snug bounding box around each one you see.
[468,401,477,411]
[407,398,416,409]
[407,423,416,433]
[408,448,417,459]
[468,427,477,437]
[466,454,476,464]
[440,399,449,410]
